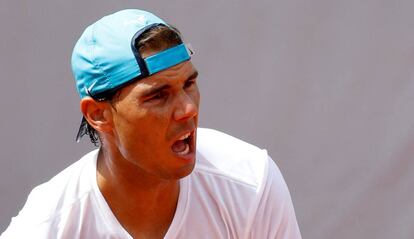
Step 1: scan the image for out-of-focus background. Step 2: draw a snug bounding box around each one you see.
[1,1,413,238]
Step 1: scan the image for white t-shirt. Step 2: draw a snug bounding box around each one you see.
[1,128,301,239]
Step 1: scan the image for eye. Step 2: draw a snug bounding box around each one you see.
[146,91,168,102]
[184,78,196,89]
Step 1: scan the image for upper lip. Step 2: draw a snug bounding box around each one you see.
[174,128,195,142]
[178,132,191,140]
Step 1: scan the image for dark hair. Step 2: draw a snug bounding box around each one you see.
[82,25,184,146]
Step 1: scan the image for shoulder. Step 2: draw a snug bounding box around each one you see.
[193,128,301,238]
[2,150,98,234]
[195,127,270,190]
[247,158,302,238]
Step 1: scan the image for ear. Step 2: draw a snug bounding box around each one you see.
[80,97,113,133]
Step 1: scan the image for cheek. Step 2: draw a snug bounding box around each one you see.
[114,106,172,149]
[192,87,201,108]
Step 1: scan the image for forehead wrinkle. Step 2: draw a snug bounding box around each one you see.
[137,80,169,95]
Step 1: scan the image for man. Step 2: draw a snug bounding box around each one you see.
[1,9,301,238]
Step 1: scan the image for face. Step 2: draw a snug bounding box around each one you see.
[107,60,200,180]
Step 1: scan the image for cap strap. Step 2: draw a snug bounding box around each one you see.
[130,23,165,77]
[144,43,190,75]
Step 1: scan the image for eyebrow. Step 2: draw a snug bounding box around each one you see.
[142,70,199,97]
[187,70,199,82]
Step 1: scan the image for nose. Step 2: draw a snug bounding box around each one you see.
[173,91,198,121]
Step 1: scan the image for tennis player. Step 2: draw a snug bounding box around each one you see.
[1,9,301,238]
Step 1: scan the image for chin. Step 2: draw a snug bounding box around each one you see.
[168,161,196,180]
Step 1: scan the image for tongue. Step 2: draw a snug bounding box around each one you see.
[172,140,187,153]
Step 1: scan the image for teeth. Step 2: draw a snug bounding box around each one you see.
[178,133,191,140]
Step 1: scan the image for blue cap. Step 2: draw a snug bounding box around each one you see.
[71,9,191,99]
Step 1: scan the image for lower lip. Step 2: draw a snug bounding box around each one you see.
[176,143,190,155]
[175,151,195,162]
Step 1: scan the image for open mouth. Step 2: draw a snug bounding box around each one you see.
[171,131,193,156]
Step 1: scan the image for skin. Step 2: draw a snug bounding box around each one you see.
[80,54,200,238]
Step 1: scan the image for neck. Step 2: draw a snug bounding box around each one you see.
[96,147,180,238]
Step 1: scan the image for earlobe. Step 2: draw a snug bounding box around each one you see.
[80,97,113,133]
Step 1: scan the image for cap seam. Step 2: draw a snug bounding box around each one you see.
[90,23,111,92]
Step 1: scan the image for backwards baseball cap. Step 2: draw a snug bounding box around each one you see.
[71,9,192,142]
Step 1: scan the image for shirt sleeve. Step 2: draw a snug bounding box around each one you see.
[0,189,45,239]
[247,156,302,239]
